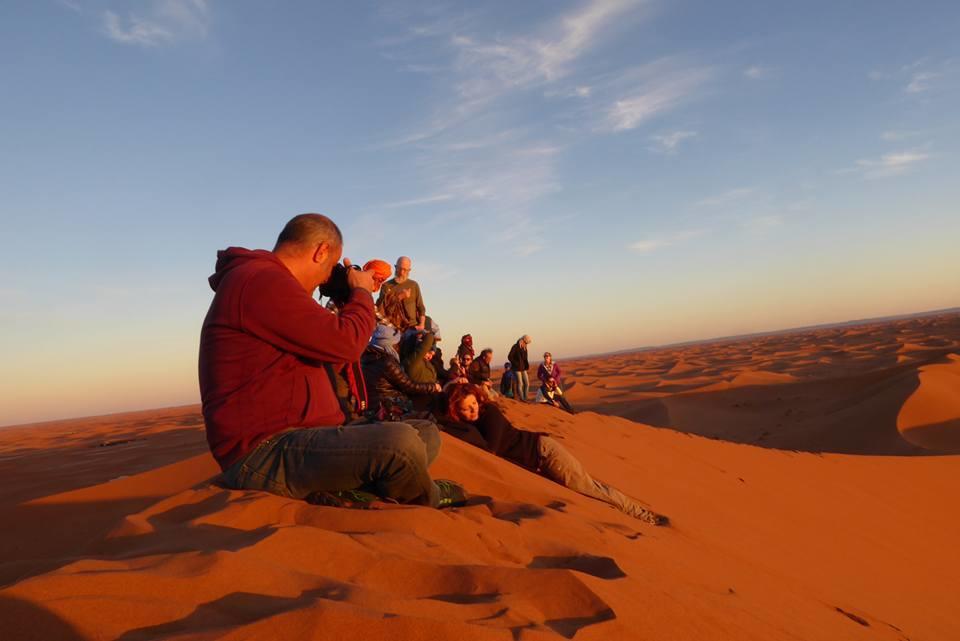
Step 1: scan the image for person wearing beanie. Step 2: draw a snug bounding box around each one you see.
[361,323,442,421]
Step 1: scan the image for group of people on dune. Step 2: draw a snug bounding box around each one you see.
[199,213,667,525]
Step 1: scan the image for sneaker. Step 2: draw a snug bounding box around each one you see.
[434,479,468,508]
[637,510,670,527]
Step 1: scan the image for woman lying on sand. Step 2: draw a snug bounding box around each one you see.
[440,384,668,525]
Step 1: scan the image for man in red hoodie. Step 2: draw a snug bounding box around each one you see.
[199,213,464,507]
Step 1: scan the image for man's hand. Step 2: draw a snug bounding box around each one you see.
[433,383,442,393]
[346,265,377,293]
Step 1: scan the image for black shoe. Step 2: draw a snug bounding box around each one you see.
[434,479,468,508]
[640,511,670,527]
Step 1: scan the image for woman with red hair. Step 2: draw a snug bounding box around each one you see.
[441,384,668,525]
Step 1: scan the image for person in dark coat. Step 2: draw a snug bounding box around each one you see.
[439,384,668,525]
[361,323,441,421]
[468,348,493,385]
[499,362,517,398]
[507,334,532,402]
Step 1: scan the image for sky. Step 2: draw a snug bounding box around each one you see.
[1,0,959,426]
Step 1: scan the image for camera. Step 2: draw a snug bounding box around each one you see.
[317,263,360,305]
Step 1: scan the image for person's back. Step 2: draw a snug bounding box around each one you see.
[200,247,372,468]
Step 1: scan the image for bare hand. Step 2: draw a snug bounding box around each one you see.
[346,266,376,292]
[433,383,442,393]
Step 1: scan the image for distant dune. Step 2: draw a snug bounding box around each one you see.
[1,312,959,640]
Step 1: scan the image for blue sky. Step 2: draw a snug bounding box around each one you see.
[1,0,958,426]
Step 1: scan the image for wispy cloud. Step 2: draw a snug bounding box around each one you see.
[382,194,456,209]
[451,0,644,103]
[627,229,704,253]
[869,59,953,95]
[695,187,755,207]
[744,65,771,79]
[905,71,940,94]
[103,0,209,47]
[601,64,710,132]
[649,130,697,153]
[850,149,930,179]
[742,214,783,232]
[881,130,922,142]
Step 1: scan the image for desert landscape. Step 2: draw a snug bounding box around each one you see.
[1,311,958,641]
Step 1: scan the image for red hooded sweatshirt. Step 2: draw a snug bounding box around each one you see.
[199,248,376,470]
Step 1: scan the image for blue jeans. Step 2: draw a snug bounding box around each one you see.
[221,420,441,507]
[517,370,530,401]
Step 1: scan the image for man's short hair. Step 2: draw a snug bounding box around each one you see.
[274,213,342,251]
[480,348,493,359]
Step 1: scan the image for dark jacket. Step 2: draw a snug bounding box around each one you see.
[467,358,491,385]
[431,346,447,380]
[199,248,376,470]
[439,403,543,471]
[508,341,529,372]
[401,332,438,384]
[361,346,437,417]
[500,370,517,396]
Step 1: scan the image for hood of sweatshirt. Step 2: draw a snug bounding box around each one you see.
[208,247,281,292]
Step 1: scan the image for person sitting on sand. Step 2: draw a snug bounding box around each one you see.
[468,348,494,387]
[199,213,465,508]
[457,352,474,379]
[447,356,466,381]
[537,351,562,390]
[362,323,442,421]
[400,328,440,385]
[457,334,475,362]
[508,335,532,402]
[499,362,517,399]
[440,384,667,525]
[536,376,574,414]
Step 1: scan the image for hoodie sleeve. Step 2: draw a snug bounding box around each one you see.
[239,267,376,364]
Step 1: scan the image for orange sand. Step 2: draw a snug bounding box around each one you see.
[1,312,959,640]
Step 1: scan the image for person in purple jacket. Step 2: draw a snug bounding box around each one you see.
[537,351,562,390]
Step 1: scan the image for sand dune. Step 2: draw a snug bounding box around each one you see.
[897,354,960,450]
[567,312,960,455]
[1,312,959,640]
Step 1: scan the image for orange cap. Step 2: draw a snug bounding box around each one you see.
[363,259,392,292]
